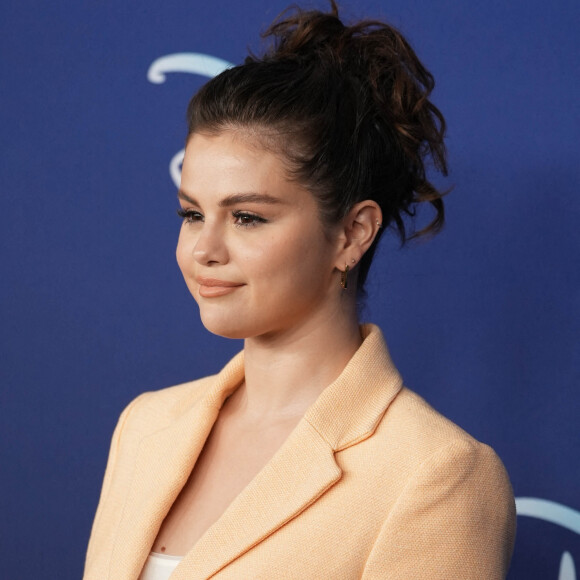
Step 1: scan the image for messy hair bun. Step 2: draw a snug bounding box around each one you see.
[187,1,448,291]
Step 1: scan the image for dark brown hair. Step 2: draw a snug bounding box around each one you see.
[186,1,448,291]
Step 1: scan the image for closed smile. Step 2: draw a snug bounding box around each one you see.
[197,277,244,298]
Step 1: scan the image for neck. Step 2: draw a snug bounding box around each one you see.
[228,298,362,422]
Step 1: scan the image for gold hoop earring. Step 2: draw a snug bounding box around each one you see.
[340,265,349,290]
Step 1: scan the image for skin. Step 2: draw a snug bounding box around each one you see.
[153,129,382,555]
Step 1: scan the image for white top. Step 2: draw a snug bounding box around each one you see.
[138,552,183,580]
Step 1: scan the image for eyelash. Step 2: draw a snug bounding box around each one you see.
[177,208,202,223]
[233,211,268,228]
[176,209,268,228]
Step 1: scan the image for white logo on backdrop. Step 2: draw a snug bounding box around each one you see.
[147,53,234,187]
[516,497,579,580]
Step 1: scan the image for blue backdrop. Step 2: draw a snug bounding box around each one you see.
[1,0,579,578]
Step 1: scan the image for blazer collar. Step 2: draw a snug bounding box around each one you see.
[304,323,403,452]
[111,324,402,579]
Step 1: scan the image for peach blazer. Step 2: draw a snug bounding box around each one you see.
[84,324,516,579]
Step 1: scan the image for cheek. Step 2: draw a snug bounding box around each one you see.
[176,230,195,282]
[247,233,296,274]
[175,238,185,271]
[248,231,327,288]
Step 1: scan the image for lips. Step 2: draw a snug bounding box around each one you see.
[197,277,244,298]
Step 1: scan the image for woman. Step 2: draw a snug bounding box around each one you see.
[84,3,516,578]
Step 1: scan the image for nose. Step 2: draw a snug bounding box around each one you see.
[192,219,229,266]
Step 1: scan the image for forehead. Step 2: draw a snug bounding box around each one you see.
[188,130,273,171]
[181,130,306,201]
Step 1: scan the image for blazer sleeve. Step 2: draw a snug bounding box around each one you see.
[361,439,516,580]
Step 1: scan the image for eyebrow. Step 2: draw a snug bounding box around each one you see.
[177,190,285,207]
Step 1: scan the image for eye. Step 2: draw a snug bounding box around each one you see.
[177,208,203,224]
[232,211,268,228]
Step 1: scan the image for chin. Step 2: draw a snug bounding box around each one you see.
[199,311,253,340]
[199,308,291,341]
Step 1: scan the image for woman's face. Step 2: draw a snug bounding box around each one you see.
[176,130,342,340]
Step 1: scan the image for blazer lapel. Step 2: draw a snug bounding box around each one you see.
[174,417,341,580]
[108,353,245,580]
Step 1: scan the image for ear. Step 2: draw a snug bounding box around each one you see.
[333,200,382,270]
